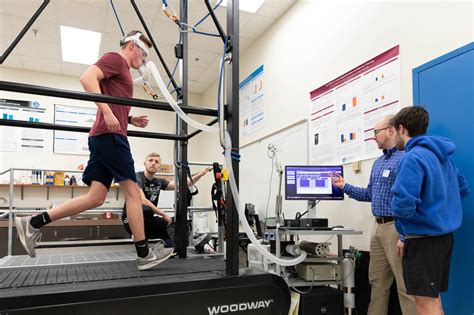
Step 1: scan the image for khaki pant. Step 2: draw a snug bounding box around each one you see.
[367,221,417,315]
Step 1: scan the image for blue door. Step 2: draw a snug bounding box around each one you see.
[413,42,474,314]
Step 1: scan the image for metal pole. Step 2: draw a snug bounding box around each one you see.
[0,81,217,117]
[8,169,14,256]
[175,0,189,258]
[0,0,50,64]
[225,0,239,276]
[186,118,218,140]
[0,119,186,141]
[188,161,220,167]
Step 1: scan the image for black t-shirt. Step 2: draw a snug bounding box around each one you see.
[122,171,169,220]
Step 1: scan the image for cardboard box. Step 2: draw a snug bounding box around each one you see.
[158,163,173,174]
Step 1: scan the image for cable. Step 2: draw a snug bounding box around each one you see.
[194,0,223,28]
[295,200,320,219]
[179,24,222,38]
[162,0,221,37]
[322,234,335,244]
[110,0,125,37]
[283,267,315,295]
[217,37,228,122]
[178,0,223,38]
[225,131,307,266]
[167,60,179,90]
[295,211,306,220]
[264,155,275,227]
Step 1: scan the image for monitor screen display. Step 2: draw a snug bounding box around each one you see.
[285,165,344,200]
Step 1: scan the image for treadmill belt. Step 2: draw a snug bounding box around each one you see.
[0,258,225,290]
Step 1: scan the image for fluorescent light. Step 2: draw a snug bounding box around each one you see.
[220,0,265,14]
[60,26,102,65]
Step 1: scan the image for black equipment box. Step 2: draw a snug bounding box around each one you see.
[299,218,328,228]
[298,286,344,315]
[284,219,300,227]
[284,218,329,228]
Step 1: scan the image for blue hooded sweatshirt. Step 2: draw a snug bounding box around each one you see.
[391,135,470,236]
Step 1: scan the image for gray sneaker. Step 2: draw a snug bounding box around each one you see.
[15,216,42,258]
[137,241,174,271]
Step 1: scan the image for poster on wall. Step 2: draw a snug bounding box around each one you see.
[240,65,265,137]
[53,104,96,155]
[309,45,401,164]
[0,98,46,152]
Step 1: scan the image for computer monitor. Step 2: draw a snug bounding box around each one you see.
[285,165,344,200]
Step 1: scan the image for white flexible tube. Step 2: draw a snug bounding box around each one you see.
[148,60,306,266]
[224,132,307,266]
[146,61,219,133]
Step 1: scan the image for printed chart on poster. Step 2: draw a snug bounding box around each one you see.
[240,65,264,137]
[0,98,46,152]
[54,104,96,155]
[309,46,401,164]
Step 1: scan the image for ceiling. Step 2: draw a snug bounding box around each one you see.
[0,0,295,94]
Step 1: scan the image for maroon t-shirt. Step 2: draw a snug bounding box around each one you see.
[89,52,133,137]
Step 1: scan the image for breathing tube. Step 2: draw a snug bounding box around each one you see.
[144,60,307,266]
[144,61,218,133]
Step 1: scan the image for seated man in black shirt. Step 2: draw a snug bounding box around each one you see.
[122,152,211,247]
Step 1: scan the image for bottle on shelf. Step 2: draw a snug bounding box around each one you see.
[64,175,70,186]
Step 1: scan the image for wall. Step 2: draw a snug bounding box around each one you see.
[196,0,474,250]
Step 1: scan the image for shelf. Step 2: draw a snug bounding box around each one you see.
[304,256,342,262]
[286,276,342,287]
[0,184,121,200]
[278,228,362,236]
[273,228,363,288]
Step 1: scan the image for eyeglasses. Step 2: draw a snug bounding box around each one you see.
[373,126,390,136]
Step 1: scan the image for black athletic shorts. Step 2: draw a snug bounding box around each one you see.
[403,232,454,297]
[82,134,136,188]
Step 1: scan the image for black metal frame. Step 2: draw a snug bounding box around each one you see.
[0,0,239,276]
[204,0,227,43]
[0,81,216,116]
[0,119,185,141]
[174,0,189,258]
[224,0,240,276]
[187,118,218,140]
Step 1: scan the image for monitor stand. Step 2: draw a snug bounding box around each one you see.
[308,200,317,218]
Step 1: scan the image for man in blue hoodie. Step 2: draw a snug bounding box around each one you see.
[391,106,470,315]
[332,116,416,315]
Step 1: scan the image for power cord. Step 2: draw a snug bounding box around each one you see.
[295,200,320,219]
[283,266,315,295]
[264,154,275,227]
